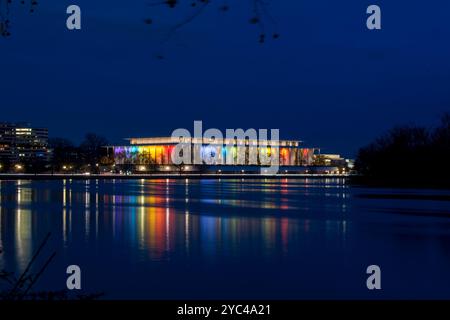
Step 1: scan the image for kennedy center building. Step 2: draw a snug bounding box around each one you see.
[107,136,317,173]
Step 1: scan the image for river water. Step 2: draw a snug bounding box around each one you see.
[1,178,450,299]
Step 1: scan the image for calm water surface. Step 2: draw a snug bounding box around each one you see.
[1,178,450,299]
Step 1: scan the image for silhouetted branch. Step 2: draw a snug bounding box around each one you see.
[1,0,279,49]
[162,0,211,44]
[1,233,104,300]
[2,232,55,300]
[22,252,57,297]
[0,0,38,37]
[8,232,51,298]
[145,0,279,51]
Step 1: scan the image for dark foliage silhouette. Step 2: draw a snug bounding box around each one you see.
[79,133,109,172]
[355,113,450,187]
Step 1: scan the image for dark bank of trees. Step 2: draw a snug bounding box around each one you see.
[354,113,450,187]
[49,133,112,174]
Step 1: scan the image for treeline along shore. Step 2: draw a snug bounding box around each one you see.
[1,114,448,188]
[352,113,450,189]
[0,173,350,181]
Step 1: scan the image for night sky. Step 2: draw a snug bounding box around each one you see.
[1,0,449,157]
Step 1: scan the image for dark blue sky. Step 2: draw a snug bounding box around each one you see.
[1,0,450,157]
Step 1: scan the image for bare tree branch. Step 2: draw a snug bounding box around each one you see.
[0,0,38,37]
[145,0,279,46]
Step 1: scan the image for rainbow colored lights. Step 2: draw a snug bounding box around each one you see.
[112,143,315,166]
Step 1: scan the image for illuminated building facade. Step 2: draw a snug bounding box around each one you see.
[0,122,50,164]
[107,137,317,172]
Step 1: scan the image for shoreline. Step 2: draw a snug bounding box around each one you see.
[349,175,450,190]
[0,173,351,180]
[1,174,447,190]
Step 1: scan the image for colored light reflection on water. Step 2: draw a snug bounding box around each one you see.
[1,178,450,299]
